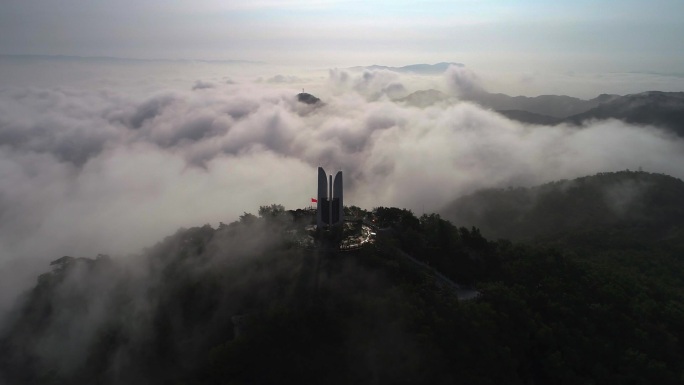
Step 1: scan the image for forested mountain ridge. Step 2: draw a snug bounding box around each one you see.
[564,91,684,136]
[0,210,494,384]
[3,176,684,384]
[468,92,618,118]
[442,171,684,248]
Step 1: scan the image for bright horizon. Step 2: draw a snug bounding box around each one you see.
[2,1,683,69]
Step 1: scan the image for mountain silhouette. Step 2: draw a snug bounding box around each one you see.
[397,88,684,135]
[465,92,620,118]
[297,92,321,105]
[495,109,562,125]
[351,62,464,74]
[393,89,452,107]
[442,171,684,247]
[563,91,684,135]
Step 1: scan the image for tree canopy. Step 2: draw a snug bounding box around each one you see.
[3,176,684,384]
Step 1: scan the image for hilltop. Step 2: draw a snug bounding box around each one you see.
[296,92,321,105]
[0,206,492,384]
[442,171,684,248]
[3,174,684,384]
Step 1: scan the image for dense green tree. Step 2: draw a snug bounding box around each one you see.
[4,193,684,384]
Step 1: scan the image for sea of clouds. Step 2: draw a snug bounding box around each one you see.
[1,57,683,315]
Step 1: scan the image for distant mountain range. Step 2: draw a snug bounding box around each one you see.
[495,109,563,125]
[349,62,464,75]
[564,91,684,135]
[396,89,684,135]
[470,92,620,118]
[393,89,455,107]
[350,62,683,133]
[396,88,619,117]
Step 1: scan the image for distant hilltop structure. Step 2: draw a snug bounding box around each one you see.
[297,91,321,105]
[316,167,343,228]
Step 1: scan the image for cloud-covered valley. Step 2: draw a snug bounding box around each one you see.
[1,59,684,315]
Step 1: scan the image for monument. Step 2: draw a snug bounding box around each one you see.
[316,167,343,228]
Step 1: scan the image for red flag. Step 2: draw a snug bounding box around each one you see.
[311,198,318,203]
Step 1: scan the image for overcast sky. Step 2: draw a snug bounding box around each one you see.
[1,0,683,72]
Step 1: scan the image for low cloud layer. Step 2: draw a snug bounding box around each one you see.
[445,65,486,97]
[1,60,684,316]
